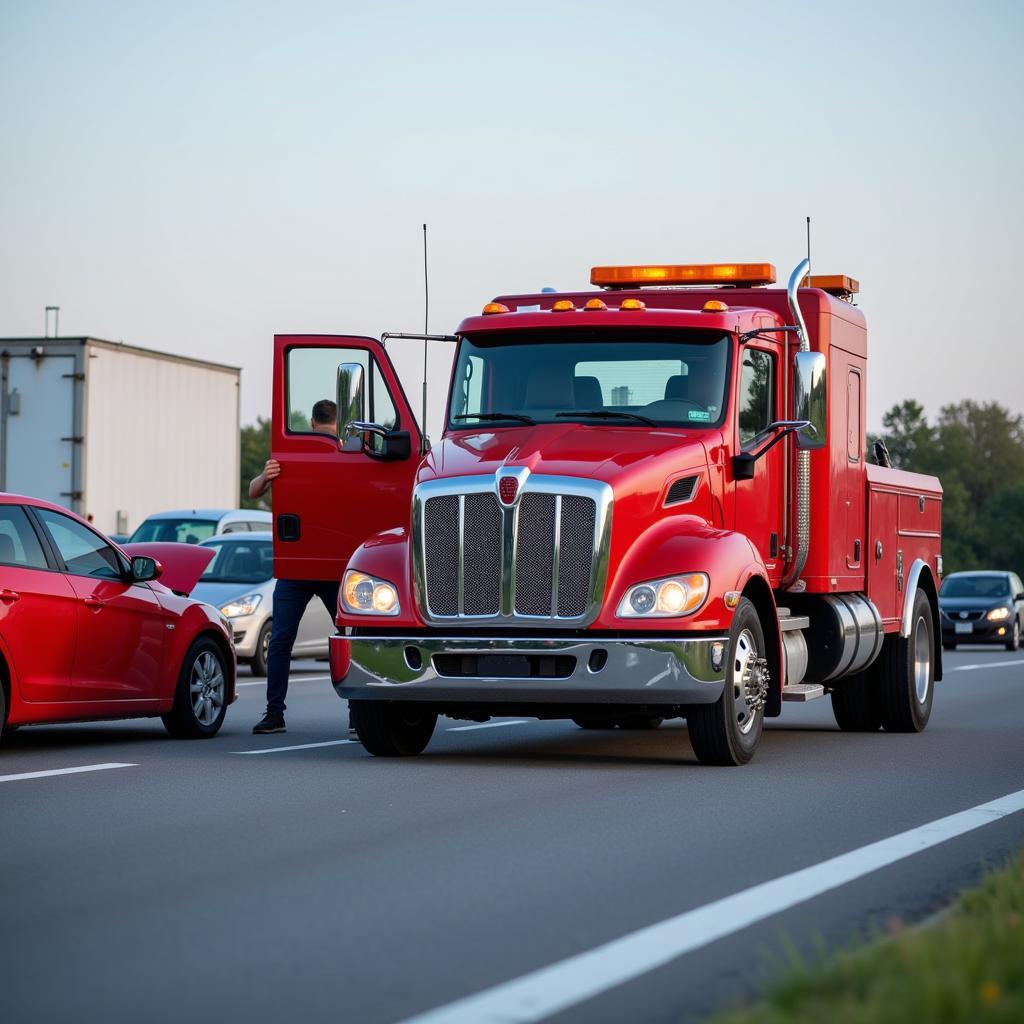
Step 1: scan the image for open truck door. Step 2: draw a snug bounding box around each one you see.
[271,335,422,581]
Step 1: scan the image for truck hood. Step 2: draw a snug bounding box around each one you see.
[420,423,718,520]
[122,542,215,597]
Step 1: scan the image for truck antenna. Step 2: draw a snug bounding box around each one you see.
[421,223,430,453]
[805,216,811,281]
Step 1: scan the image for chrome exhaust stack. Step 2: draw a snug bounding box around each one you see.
[781,258,811,591]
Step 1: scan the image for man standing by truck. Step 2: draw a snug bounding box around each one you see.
[249,399,344,735]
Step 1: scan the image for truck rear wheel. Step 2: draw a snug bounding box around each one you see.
[830,669,882,732]
[877,589,935,733]
[686,598,767,766]
[350,701,437,756]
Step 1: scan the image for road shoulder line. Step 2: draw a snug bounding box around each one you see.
[0,762,138,784]
[398,786,1024,1024]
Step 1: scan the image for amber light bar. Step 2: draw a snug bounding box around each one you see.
[591,263,777,288]
[804,274,860,296]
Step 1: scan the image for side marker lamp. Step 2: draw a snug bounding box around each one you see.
[482,302,510,315]
[617,573,709,618]
[619,298,646,311]
[583,298,607,311]
[551,300,575,312]
[702,300,729,313]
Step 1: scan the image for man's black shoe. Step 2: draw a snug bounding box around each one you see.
[253,712,286,735]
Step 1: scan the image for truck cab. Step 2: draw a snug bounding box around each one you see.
[271,259,942,765]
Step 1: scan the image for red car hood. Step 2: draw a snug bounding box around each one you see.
[122,542,215,596]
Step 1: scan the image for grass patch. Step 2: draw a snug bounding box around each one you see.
[712,851,1024,1024]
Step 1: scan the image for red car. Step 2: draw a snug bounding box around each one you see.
[0,494,236,742]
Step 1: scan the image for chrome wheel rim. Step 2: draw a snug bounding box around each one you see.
[733,628,765,735]
[190,650,225,726]
[913,614,931,704]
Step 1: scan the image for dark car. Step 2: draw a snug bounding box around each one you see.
[939,571,1024,651]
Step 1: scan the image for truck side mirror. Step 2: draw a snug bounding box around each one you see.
[792,351,827,450]
[337,362,366,452]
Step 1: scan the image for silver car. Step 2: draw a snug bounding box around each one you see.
[128,508,272,545]
[192,532,333,675]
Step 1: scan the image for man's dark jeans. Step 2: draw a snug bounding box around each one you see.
[266,578,340,714]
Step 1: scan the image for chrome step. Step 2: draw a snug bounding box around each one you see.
[778,613,810,632]
[782,683,825,702]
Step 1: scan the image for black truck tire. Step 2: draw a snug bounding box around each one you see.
[350,701,437,756]
[877,588,935,733]
[686,598,766,766]
[830,668,882,732]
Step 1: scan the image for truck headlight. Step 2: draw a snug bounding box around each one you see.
[987,606,1011,621]
[220,593,262,618]
[617,573,709,618]
[342,570,401,616]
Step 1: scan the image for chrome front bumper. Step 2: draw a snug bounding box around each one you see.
[333,635,727,705]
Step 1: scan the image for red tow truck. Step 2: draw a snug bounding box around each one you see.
[271,258,942,766]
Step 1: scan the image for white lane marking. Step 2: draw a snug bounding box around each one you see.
[447,720,529,733]
[0,762,137,784]
[236,674,333,688]
[949,659,1024,672]
[398,787,1024,1024]
[233,739,354,755]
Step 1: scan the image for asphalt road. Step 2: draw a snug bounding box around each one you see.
[2,647,1023,1024]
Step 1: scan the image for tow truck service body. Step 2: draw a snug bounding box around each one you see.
[271,260,942,765]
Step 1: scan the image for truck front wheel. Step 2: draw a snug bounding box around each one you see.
[350,701,437,756]
[686,598,767,766]
[877,588,935,733]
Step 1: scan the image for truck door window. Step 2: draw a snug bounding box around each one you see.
[847,369,862,463]
[286,347,398,439]
[738,348,775,446]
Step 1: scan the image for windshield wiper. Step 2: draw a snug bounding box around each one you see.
[453,412,536,425]
[556,409,657,427]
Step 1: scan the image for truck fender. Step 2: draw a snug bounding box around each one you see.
[599,516,772,633]
[901,559,943,682]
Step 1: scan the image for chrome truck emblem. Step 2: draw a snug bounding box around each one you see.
[499,477,518,504]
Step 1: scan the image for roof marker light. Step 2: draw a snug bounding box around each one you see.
[619,298,646,311]
[482,302,510,315]
[583,298,607,311]
[702,300,729,313]
[591,263,776,288]
[551,300,575,312]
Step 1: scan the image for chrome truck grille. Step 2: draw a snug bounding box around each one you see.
[412,472,612,626]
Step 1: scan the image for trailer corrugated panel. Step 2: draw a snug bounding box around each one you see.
[83,341,240,535]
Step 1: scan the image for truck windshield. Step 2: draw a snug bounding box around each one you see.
[448,328,730,429]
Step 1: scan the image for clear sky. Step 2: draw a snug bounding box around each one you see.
[2,0,1022,438]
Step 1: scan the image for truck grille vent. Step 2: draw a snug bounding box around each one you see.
[514,494,557,615]
[463,492,503,615]
[664,474,698,506]
[556,496,597,616]
[423,494,460,616]
[419,479,605,623]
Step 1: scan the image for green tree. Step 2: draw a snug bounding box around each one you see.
[239,417,271,509]
[873,399,1024,579]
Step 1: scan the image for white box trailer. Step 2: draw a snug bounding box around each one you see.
[0,337,240,536]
